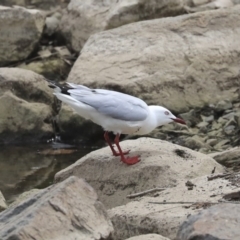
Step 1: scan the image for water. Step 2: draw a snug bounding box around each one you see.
[0,143,99,204]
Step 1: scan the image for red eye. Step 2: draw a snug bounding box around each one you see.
[164,111,170,115]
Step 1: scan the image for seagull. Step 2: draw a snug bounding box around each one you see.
[49,81,186,165]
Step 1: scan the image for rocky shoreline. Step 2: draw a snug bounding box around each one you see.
[0,0,240,239]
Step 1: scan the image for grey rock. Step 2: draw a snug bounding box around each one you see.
[68,6,240,113]
[224,125,236,135]
[176,203,240,240]
[45,12,62,36]
[184,135,206,149]
[125,234,170,240]
[110,176,239,240]
[0,176,113,240]
[0,191,7,212]
[206,138,218,147]
[215,100,233,112]
[202,115,214,122]
[214,139,231,149]
[0,6,45,66]
[209,147,240,168]
[0,68,54,144]
[0,0,68,10]
[58,104,103,142]
[61,0,185,52]
[197,121,209,128]
[55,138,224,209]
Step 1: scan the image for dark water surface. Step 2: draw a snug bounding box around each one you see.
[0,143,99,203]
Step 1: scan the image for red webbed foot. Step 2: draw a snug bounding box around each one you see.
[121,156,140,165]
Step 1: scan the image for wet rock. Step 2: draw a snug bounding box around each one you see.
[61,0,186,52]
[55,138,224,209]
[0,68,54,143]
[215,100,233,112]
[0,6,45,66]
[68,6,240,113]
[109,175,239,240]
[0,191,7,212]
[0,176,113,240]
[125,234,170,240]
[176,203,240,240]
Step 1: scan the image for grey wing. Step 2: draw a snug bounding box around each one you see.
[68,89,148,121]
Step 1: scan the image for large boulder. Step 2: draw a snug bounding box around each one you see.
[177,203,240,240]
[109,174,240,239]
[0,6,45,66]
[0,176,113,240]
[0,68,54,144]
[55,138,224,208]
[68,5,240,113]
[61,0,186,52]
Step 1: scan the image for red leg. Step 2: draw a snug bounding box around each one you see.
[114,133,140,165]
[104,132,130,156]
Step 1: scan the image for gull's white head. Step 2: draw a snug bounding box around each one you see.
[152,106,186,126]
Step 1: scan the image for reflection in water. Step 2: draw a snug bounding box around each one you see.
[0,143,96,203]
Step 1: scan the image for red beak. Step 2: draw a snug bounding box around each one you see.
[172,117,186,125]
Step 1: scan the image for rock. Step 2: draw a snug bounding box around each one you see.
[183,135,207,150]
[0,6,45,66]
[68,6,240,113]
[55,138,224,209]
[176,203,240,240]
[206,138,218,146]
[197,122,209,128]
[0,176,113,240]
[184,0,234,13]
[180,110,198,127]
[0,191,7,212]
[58,104,103,143]
[18,57,70,80]
[44,12,62,36]
[61,0,185,52]
[224,124,236,135]
[214,139,231,149]
[215,100,233,112]
[201,115,214,122]
[0,0,69,10]
[125,234,170,240]
[209,147,240,170]
[9,189,40,208]
[109,175,239,240]
[0,68,54,143]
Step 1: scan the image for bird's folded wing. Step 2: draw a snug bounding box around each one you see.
[68,89,148,121]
